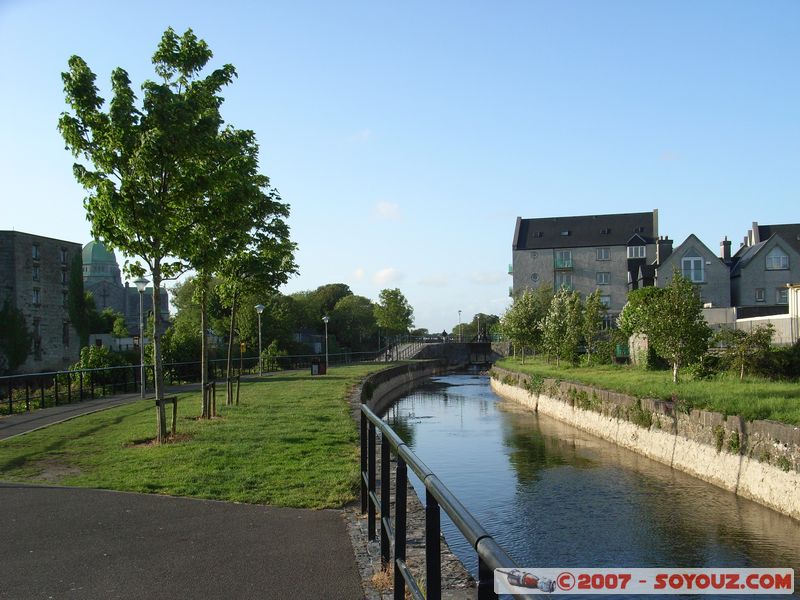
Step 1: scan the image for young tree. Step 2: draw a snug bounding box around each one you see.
[374,288,414,338]
[542,288,570,366]
[716,324,774,380]
[59,28,266,432]
[112,315,130,339]
[642,270,711,383]
[582,289,607,364]
[501,287,552,363]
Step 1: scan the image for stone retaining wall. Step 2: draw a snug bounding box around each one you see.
[490,366,800,521]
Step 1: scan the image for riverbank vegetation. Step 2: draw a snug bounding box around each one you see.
[0,365,383,507]
[496,356,800,425]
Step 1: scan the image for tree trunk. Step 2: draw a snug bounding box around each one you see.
[672,360,679,384]
[521,346,526,364]
[151,263,166,442]
[226,290,238,405]
[740,360,745,381]
[200,274,209,418]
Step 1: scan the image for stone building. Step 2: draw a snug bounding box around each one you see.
[81,240,169,336]
[0,231,82,373]
[655,234,731,308]
[510,210,660,318]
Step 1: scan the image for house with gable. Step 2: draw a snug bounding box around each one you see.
[655,234,731,308]
[730,226,800,317]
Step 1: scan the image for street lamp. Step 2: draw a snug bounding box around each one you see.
[134,277,149,398]
[255,304,265,376]
[322,315,330,372]
[458,310,462,343]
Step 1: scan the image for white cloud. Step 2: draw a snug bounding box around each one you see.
[372,267,404,285]
[470,271,505,285]
[353,267,365,281]
[418,274,449,287]
[351,129,373,143]
[373,201,401,221]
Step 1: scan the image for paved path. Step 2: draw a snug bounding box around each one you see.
[0,483,364,599]
[0,383,202,441]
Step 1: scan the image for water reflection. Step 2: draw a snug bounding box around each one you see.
[386,374,800,599]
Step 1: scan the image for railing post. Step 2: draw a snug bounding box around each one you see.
[25,380,30,411]
[54,374,59,406]
[79,371,83,401]
[39,378,45,409]
[425,488,442,600]
[394,455,408,600]
[360,411,368,514]
[368,420,376,540]
[67,372,72,404]
[380,432,391,568]
[478,555,498,600]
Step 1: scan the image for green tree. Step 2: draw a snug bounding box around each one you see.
[582,289,607,364]
[542,288,582,366]
[59,28,241,433]
[330,295,377,352]
[501,286,553,362]
[621,270,711,383]
[716,324,774,380]
[67,254,90,348]
[112,315,129,339]
[374,288,414,337]
[0,300,32,374]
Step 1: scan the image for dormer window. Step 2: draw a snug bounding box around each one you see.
[600,228,611,235]
[682,254,704,282]
[766,247,789,270]
[560,230,571,236]
[533,231,544,238]
[627,246,646,259]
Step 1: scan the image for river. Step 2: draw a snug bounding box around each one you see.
[384,374,800,599]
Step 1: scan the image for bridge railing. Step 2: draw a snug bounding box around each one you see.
[361,403,524,600]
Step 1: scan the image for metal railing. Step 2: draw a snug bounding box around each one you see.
[0,349,392,416]
[360,404,522,600]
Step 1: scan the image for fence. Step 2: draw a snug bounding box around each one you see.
[0,348,392,416]
[360,404,523,600]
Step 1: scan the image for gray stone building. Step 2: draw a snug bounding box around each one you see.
[0,231,82,373]
[655,234,731,308]
[82,240,169,336]
[730,226,800,317]
[511,210,660,317]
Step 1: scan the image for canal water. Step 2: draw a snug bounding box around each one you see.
[385,374,800,599]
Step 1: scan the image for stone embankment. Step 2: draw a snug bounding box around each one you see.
[348,360,474,599]
[490,365,800,521]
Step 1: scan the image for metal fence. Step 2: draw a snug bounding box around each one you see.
[360,404,523,600]
[0,348,393,416]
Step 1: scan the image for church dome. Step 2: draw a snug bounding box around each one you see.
[82,240,121,285]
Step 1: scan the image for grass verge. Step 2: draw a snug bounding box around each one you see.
[0,364,385,508]
[496,357,800,425]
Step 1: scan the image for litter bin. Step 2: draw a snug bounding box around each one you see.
[311,358,327,376]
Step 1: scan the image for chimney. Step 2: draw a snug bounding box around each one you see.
[743,235,748,248]
[656,236,673,265]
[747,229,754,246]
[751,221,760,244]
[720,236,731,263]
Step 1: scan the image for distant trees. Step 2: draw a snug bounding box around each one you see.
[374,288,414,337]
[500,287,553,363]
[716,324,774,380]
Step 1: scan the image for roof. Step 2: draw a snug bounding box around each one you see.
[757,224,800,255]
[513,211,657,250]
[82,240,118,265]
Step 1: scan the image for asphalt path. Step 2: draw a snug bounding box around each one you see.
[0,483,365,599]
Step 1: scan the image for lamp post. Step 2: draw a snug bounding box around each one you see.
[134,277,149,398]
[322,315,330,372]
[255,304,265,376]
[477,314,481,341]
[458,310,462,343]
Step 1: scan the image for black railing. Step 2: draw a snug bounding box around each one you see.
[360,404,522,600]
[0,349,394,416]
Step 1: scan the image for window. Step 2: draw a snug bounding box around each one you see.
[755,288,765,302]
[600,228,611,235]
[32,288,41,305]
[777,288,789,305]
[600,295,611,307]
[533,231,544,238]
[32,266,40,281]
[556,272,573,289]
[560,230,571,236]
[60,248,68,264]
[62,291,69,308]
[681,256,704,282]
[555,250,572,269]
[596,247,610,261]
[627,246,646,259]
[596,272,610,285]
[60,270,67,284]
[32,244,40,260]
[766,247,789,270]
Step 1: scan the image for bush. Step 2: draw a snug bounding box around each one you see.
[686,352,722,380]
[753,342,800,380]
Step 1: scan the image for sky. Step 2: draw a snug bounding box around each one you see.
[1,0,798,332]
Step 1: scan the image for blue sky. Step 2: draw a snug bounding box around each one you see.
[1,1,798,332]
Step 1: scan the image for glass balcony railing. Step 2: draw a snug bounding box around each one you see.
[554,258,573,270]
[508,263,513,275]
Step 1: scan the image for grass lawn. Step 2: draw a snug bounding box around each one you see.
[0,364,385,508]
[497,357,800,425]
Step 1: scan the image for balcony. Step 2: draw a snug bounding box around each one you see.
[508,263,513,275]
[508,286,513,298]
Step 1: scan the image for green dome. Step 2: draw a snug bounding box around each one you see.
[82,240,118,265]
